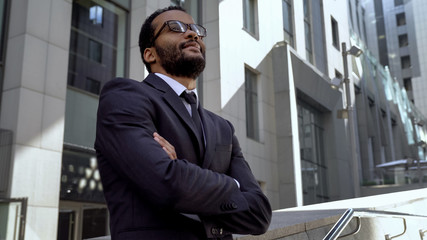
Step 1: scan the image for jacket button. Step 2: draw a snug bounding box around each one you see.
[211,227,223,235]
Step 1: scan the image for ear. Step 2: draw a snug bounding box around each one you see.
[143,47,156,64]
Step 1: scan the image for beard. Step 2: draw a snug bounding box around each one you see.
[155,40,206,79]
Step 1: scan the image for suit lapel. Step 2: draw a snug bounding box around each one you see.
[144,74,205,162]
[199,108,214,168]
[144,74,193,130]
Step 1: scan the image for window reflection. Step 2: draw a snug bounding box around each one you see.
[60,149,104,203]
[68,0,127,93]
[89,5,103,25]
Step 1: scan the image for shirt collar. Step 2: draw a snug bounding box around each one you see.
[155,73,199,100]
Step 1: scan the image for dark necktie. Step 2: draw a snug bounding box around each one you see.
[181,91,205,159]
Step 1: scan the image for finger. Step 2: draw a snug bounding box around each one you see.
[154,132,174,149]
[154,132,177,160]
[163,147,177,160]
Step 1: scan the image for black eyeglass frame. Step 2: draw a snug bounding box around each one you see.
[151,20,207,44]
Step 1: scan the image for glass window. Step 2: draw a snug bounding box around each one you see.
[362,8,367,42]
[395,0,404,6]
[57,210,75,240]
[331,17,339,49]
[305,22,313,63]
[89,5,103,25]
[88,39,102,63]
[245,67,260,141]
[282,0,294,47]
[82,208,108,239]
[68,0,128,93]
[398,34,408,47]
[396,12,406,26]
[298,101,328,205]
[65,0,128,148]
[85,77,101,95]
[60,149,104,203]
[303,0,313,63]
[243,0,258,36]
[0,0,8,63]
[0,0,9,114]
[404,78,412,91]
[348,0,353,28]
[401,55,411,69]
[335,69,343,79]
[356,0,361,35]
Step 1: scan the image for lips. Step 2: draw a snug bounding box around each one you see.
[182,41,201,52]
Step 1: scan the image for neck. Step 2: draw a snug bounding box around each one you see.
[155,71,197,90]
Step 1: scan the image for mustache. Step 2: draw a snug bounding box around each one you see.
[179,40,203,52]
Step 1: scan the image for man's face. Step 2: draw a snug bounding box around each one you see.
[151,10,206,79]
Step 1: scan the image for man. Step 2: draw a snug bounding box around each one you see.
[95,6,272,240]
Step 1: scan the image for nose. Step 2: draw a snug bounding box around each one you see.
[185,27,199,40]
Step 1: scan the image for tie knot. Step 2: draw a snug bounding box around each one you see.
[181,91,197,105]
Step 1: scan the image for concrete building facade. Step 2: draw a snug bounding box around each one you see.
[363,0,427,117]
[0,0,426,239]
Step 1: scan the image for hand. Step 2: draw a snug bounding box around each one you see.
[153,132,177,160]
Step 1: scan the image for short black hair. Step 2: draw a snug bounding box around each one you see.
[139,6,186,73]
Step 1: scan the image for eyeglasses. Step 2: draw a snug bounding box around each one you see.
[152,20,207,43]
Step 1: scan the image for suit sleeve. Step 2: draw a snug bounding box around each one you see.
[202,121,272,237]
[95,78,249,216]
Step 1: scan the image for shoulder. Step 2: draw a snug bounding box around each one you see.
[98,78,154,110]
[101,78,144,95]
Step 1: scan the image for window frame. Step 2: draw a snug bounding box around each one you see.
[400,55,411,69]
[242,0,259,38]
[394,0,404,6]
[88,38,102,63]
[396,12,406,26]
[244,66,260,141]
[297,100,328,205]
[303,0,313,63]
[282,0,294,47]
[331,16,339,50]
[398,34,408,48]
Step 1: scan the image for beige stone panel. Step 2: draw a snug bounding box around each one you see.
[45,44,68,100]
[48,0,72,50]
[41,95,65,152]
[24,205,59,240]
[26,0,51,42]
[21,35,48,93]
[15,88,43,147]
[10,145,61,207]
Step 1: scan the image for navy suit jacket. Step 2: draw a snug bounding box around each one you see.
[95,74,272,239]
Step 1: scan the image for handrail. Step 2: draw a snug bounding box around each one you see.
[420,228,427,239]
[385,217,406,240]
[322,208,355,240]
[323,209,427,240]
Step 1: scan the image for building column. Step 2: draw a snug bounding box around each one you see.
[0,0,72,239]
[272,43,303,208]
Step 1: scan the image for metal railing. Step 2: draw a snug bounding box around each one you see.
[323,208,427,240]
[0,198,27,240]
[323,208,360,240]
